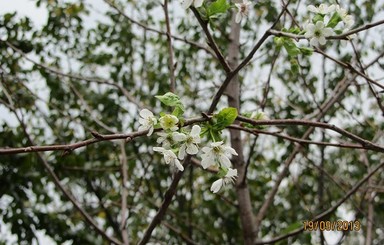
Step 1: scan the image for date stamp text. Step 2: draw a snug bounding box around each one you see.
[303,220,361,231]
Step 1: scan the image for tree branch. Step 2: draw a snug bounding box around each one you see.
[138,155,192,245]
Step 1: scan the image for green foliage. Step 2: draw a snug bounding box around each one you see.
[206,0,231,19]
[155,92,185,117]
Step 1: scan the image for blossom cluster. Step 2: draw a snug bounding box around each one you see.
[304,4,356,46]
[138,108,238,193]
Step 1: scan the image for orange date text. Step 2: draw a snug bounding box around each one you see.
[303,220,361,231]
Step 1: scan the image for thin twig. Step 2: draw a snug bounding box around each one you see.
[1,85,123,245]
[104,0,216,57]
[163,0,176,93]
[268,19,384,40]
[138,155,192,245]
[207,0,292,113]
[120,141,129,245]
[190,7,232,73]
[2,40,144,109]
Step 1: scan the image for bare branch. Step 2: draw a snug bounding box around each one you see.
[103,0,216,57]
[190,7,232,73]
[138,155,192,245]
[162,0,176,93]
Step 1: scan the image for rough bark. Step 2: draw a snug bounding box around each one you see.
[226,12,257,244]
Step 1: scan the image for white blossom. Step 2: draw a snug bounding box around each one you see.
[153,147,184,171]
[210,168,238,193]
[181,0,204,9]
[201,141,238,169]
[304,21,333,46]
[235,0,252,23]
[251,111,269,120]
[307,4,335,15]
[156,132,172,149]
[138,109,157,136]
[173,125,201,160]
[159,114,179,131]
[335,5,355,29]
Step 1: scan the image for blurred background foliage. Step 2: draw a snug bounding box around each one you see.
[0,0,384,244]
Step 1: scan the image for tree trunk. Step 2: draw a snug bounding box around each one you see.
[226,12,257,244]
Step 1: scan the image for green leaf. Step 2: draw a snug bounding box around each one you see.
[213,107,238,131]
[326,12,341,28]
[155,92,185,114]
[299,47,313,56]
[172,106,184,117]
[290,58,300,74]
[283,39,301,57]
[274,37,284,47]
[207,0,230,19]
[312,14,324,23]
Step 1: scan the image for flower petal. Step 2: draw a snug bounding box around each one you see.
[210,179,223,193]
[322,28,333,37]
[182,0,193,9]
[153,147,165,153]
[226,168,238,178]
[310,37,319,46]
[190,125,201,137]
[224,146,238,156]
[316,21,325,29]
[174,159,184,171]
[211,141,223,147]
[201,154,214,169]
[218,154,231,168]
[147,126,154,136]
[173,132,187,142]
[186,144,198,155]
[201,146,211,153]
[318,36,327,45]
[139,109,153,118]
[307,5,318,13]
[194,0,204,8]
[178,144,187,160]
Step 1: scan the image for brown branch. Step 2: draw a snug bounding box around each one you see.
[207,0,292,113]
[252,51,384,236]
[0,117,207,155]
[138,155,192,245]
[314,48,384,90]
[163,222,198,245]
[1,86,123,245]
[268,19,384,40]
[119,141,129,245]
[190,7,232,73]
[2,40,144,109]
[229,125,383,152]
[163,0,176,93]
[103,0,215,57]
[3,115,384,155]
[236,116,384,153]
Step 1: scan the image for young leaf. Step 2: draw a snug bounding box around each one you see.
[283,39,301,57]
[213,107,238,131]
[207,0,230,19]
[155,92,185,114]
[326,12,341,28]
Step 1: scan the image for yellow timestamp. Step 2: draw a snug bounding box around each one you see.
[303,220,361,231]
